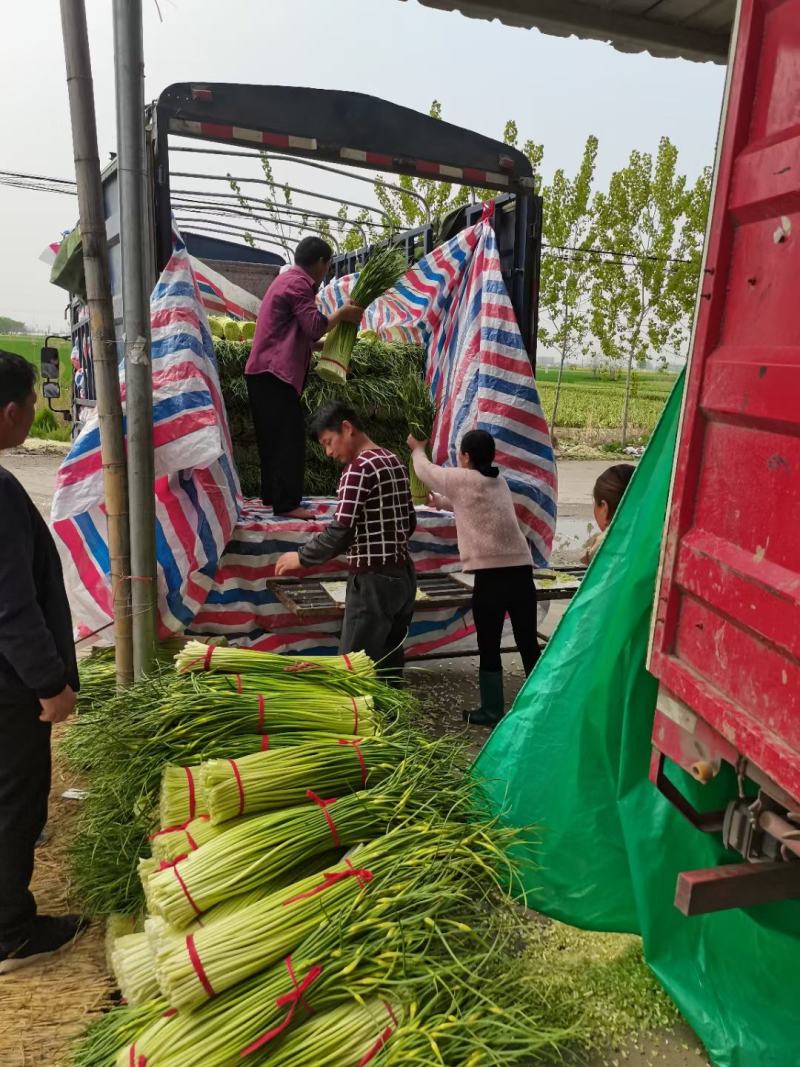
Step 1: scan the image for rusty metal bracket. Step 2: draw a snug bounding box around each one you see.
[651,750,726,833]
[676,861,800,916]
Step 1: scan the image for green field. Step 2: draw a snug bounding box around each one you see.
[0,334,676,448]
[535,367,675,437]
[0,333,73,440]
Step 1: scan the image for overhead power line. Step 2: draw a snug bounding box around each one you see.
[0,168,699,268]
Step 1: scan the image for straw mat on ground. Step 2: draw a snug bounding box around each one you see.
[0,724,113,1067]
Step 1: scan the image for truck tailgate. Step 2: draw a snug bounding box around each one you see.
[649,0,800,804]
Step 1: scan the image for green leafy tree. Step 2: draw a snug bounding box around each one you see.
[0,315,27,334]
[538,135,598,430]
[590,137,709,445]
[374,104,543,235]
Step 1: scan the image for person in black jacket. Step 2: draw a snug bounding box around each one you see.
[0,351,86,974]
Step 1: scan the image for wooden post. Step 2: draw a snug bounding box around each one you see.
[60,0,134,687]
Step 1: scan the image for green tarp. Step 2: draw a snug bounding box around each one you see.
[474,372,800,1067]
[50,225,86,302]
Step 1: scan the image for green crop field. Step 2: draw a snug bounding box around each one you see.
[535,368,676,436]
[0,333,73,441]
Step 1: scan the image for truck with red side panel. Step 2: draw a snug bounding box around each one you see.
[647,0,800,914]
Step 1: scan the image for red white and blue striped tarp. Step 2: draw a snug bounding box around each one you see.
[53,213,556,653]
[318,210,557,566]
[51,231,241,643]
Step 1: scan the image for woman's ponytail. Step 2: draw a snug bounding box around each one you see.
[460,429,499,478]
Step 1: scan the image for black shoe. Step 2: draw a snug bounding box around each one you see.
[0,914,88,975]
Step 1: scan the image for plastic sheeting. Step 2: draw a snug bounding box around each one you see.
[474,371,800,1067]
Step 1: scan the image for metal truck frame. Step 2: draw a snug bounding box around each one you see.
[61,84,543,426]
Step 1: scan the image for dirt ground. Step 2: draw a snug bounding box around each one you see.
[0,729,112,1067]
[0,447,711,1067]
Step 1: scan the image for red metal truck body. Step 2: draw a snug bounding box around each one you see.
[648,0,800,911]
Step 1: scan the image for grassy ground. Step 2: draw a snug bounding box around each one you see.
[536,368,675,445]
[0,333,73,441]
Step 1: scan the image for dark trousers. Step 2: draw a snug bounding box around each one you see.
[340,560,417,677]
[246,372,305,514]
[472,565,540,676]
[0,700,51,949]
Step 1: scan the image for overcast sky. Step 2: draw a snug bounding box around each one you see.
[2,0,726,330]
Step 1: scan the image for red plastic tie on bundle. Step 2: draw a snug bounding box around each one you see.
[358,1002,400,1065]
[342,653,353,671]
[261,733,270,751]
[235,673,243,694]
[158,857,203,916]
[186,933,216,999]
[239,955,324,1056]
[306,790,340,846]
[282,859,373,907]
[284,660,320,673]
[203,644,215,670]
[228,758,246,816]
[149,814,208,849]
[338,738,368,788]
[184,766,197,821]
[157,853,188,870]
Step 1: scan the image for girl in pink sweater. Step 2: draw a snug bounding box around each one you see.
[407,429,539,727]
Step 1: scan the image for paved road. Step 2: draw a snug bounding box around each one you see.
[0,447,615,539]
[1,447,68,518]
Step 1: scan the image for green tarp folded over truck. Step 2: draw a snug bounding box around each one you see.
[474,371,800,1067]
[50,225,86,302]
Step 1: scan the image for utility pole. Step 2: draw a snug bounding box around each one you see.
[113,0,158,677]
[60,0,133,687]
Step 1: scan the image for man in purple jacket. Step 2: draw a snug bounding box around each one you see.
[245,237,363,519]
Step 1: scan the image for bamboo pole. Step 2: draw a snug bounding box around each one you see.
[60,0,133,687]
[113,0,157,677]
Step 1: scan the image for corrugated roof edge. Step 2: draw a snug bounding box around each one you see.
[402,0,732,64]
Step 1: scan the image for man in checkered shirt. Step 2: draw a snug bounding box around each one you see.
[275,402,417,679]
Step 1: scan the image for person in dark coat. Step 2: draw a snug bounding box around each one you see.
[0,350,86,974]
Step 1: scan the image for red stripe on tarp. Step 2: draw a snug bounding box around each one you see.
[150,306,202,332]
[477,395,552,442]
[152,407,219,449]
[186,933,216,998]
[52,519,113,617]
[365,151,393,167]
[229,758,246,816]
